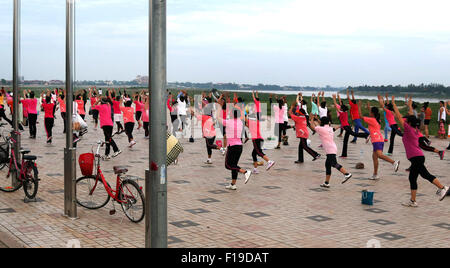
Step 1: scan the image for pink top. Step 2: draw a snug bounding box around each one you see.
[42,103,55,118]
[135,101,144,112]
[225,119,243,146]
[402,123,424,159]
[315,125,337,155]
[363,117,384,143]
[58,97,66,113]
[94,103,113,127]
[121,107,135,124]
[273,105,284,124]
[255,99,261,113]
[248,118,263,140]
[24,99,38,114]
[112,100,121,114]
[142,109,149,123]
[385,109,397,126]
[290,113,309,139]
[76,100,85,115]
[21,99,29,116]
[197,115,216,138]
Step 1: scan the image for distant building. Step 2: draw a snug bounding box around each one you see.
[135,75,149,85]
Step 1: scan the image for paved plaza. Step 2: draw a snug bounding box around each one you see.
[0,111,449,248]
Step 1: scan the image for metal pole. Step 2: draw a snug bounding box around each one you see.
[64,0,77,219]
[145,0,167,248]
[12,0,21,187]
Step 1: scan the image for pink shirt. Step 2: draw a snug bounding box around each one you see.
[363,117,384,143]
[142,109,149,123]
[290,113,309,139]
[94,103,113,127]
[225,119,243,146]
[58,98,66,113]
[112,100,121,114]
[121,107,135,124]
[273,105,284,124]
[315,125,337,155]
[197,115,216,138]
[255,99,261,113]
[76,100,85,115]
[385,109,397,126]
[24,99,38,114]
[248,118,263,140]
[402,123,424,159]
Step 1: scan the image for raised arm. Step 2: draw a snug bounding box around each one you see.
[391,96,404,130]
[337,93,342,106]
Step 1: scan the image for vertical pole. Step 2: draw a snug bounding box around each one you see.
[145,0,167,248]
[12,0,21,187]
[64,0,77,219]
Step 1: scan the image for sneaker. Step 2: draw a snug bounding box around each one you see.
[112,150,122,158]
[295,160,304,164]
[313,155,321,161]
[339,156,347,159]
[402,200,418,208]
[393,160,400,172]
[73,136,80,144]
[342,173,352,184]
[244,170,252,184]
[386,153,393,156]
[350,140,357,144]
[439,151,445,160]
[252,168,259,174]
[129,141,137,148]
[220,147,226,156]
[320,183,330,188]
[225,184,237,191]
[369,175,380,181]
[436,186,450,201]
[204,159,212,165]
[266,160,275,171]
[102,155,111,161]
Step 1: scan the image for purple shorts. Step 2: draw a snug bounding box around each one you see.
[372,142,384,152]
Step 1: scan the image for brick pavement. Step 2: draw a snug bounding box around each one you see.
[0,110,449,248]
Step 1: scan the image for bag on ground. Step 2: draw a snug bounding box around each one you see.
[362,190,374,206]
[167,131,183,166]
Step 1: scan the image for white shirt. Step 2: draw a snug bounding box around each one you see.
[177,98,187,116]
[319,106,328,118]
[438,107,446,122]
[283,104,289,122]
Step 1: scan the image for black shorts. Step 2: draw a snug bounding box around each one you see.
[424,119,430,126]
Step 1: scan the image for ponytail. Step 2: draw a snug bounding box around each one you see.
[371,107,381,124]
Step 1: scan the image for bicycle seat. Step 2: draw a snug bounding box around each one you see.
[20,149,31,155]
[113,166,128,175]
[23,155,37,161]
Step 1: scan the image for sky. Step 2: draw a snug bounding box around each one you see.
[1,0,450,87]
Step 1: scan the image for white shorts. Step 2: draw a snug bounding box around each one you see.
[114,114,123,122]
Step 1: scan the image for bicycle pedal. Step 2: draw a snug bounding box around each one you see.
[109,209,116,215]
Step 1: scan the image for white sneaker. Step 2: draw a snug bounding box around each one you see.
[252,168,259,174]
[102,155,111,161]
[225,184,237,191]
[342,173,352,184]
[112,150,122,158]
[369,175,381,181]
[402,200,418,208]
[244,170,252,184]
[129,141,137,148]
[266,160,275,171]
[320,183,330,188]
[393,161,400,172]
[204,159,212,165]
[437,186,450,201]
[220,147,226,156]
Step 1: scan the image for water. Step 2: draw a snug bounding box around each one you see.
[226,90,443,103]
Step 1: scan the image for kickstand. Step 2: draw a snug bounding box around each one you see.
[23,197,37,203]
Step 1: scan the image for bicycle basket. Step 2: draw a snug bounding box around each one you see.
[79,153,95,176]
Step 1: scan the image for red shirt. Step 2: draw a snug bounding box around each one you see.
[113,100,121,114]
[42,103,55,118]
[349,102,360,120]
[338,111,350,127]
[290,113,309,139]
[76,100,85,115]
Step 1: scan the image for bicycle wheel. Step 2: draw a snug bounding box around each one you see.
[119,179,145,223]
[23,162,39,200]
[76,176,110,209]
[0,162,22,193]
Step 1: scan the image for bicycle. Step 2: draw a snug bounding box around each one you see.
[76,140,145,223]
[0,127,39,200]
